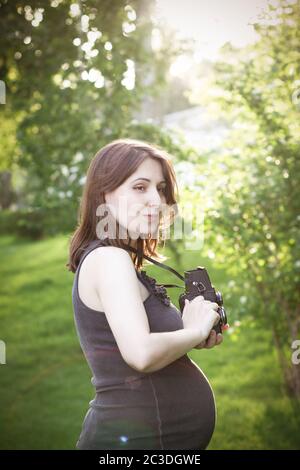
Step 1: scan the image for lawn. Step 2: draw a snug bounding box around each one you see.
[0,235,299,449]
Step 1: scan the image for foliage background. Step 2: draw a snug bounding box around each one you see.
[0,0,299,449]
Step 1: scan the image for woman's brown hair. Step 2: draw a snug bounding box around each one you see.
[66,138,179,273]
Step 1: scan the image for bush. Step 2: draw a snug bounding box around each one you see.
[0,204,77,239]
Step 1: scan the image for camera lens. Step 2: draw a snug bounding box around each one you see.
[215,291,223,305]
[219,306,227,325]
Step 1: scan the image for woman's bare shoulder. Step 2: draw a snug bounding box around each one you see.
[80,245,149,306]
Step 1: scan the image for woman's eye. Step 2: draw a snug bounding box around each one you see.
[134,186,166,193]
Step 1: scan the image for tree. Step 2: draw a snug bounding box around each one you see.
[0,0,186,216]
[195,0,300,397]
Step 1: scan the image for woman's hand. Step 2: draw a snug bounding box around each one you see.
[182,296,220,344]
[194,323,230,349]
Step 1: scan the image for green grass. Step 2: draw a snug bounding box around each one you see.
[0,235,299,449]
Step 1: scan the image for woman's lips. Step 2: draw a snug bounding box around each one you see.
[144,214,159,222]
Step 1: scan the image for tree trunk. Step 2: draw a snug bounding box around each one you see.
[0,171,15,209]
[272,324,300,399]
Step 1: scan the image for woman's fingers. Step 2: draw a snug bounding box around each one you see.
[211,302,220,311]
[205,329,217,348]
[194,329,224,350]
[205,330,223,348]
[216,333,223,345]
[193,295,205,302]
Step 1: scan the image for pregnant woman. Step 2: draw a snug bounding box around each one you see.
[67,138,225,450]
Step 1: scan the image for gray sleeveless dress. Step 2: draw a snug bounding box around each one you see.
[72,240,216,450]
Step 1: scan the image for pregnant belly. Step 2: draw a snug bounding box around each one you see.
[77,356,216,450]
[150,355,216,449]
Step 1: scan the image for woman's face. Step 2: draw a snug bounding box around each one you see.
[104,157,167,239]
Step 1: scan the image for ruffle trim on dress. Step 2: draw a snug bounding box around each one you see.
[139,270,171,306]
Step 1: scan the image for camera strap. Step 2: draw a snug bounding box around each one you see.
[122,245,185,289]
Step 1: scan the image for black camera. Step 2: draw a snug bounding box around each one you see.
[178,266,227,335]
[118,242,228,336]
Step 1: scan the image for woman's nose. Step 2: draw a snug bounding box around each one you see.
[148,188,162,206]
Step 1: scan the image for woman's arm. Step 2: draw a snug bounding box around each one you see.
[142,328,205,373]
[143,324,229,373]
[90,246,204,373]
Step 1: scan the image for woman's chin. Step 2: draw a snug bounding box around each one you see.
[126,219,159,239]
